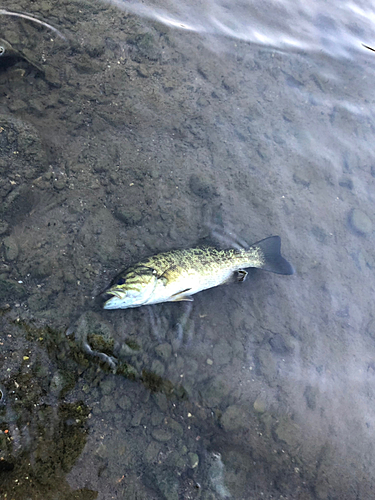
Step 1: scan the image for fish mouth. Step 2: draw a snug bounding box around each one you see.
[105,288,126,299]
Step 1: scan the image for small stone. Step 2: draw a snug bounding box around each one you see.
[153,392,168,412]
[131,409,144,426]
[188,452,199,468]
[151,411,164,426]
[145,441,161,463]
[253,396,266,414]
[275,416,301,448]
[3,236,19,261]
[349,209,373,235]
[304,385,318,410]
[49,370,75,397]
[100,377,116,395]
[269,334,293,354]
[0,221,9,235]
[212,340,232,365]
[151,359,165,377]
[117,395,131,410]
[167,418,183,436]
[155,342,172,361]
[206,358,213,365]
[101,395,117,412]
[293,170,310,187]
[152,428,173,442]
[53,177,67,190]
[221,405,250,432]
[114,207,142,226]
[200,378,231,407]
[44,66,62,86]
[189,174,217,199]
[136,64,150,77]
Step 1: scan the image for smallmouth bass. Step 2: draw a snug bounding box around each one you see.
[103,236,294,310]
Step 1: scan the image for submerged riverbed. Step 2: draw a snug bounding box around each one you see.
[1,0,375,498]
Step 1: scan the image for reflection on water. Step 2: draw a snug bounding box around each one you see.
[1,0,375,498]
[107,0,375,56]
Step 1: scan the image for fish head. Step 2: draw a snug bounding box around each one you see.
[103,266,157,310]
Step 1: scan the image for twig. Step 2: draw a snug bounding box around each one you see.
[0,8,66,40]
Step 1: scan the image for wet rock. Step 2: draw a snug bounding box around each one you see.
[189,174,217,199]
[349,208,373,235]
[3,236,19,260]
[221,405,250,432]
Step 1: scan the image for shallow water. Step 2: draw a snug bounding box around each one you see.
[1,0,375,499]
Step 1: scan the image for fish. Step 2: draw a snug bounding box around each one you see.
[0,38,44,73]
[103,235,294,310]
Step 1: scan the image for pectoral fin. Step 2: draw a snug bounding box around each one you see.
[169,288,194,302]
[237,269,248,282]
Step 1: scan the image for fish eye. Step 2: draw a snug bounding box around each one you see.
[0,46,5,56]
[116,278,126,285]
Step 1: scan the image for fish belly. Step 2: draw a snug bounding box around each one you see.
[146,266,234,305]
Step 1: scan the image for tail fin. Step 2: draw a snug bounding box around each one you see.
[253,236,294,275]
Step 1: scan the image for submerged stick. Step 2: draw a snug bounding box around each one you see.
[0,9,66,40]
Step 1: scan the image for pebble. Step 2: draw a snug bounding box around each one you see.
[188,452,199,469]
[0,221,9,235]
[349,209,373,235]
[117,395,131,410]
[253,396,267,414]
[152,428,173,442]
[151,359,165,377]
[189,174,217,199]
[3,236,19,261]
[155,342,172,361]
